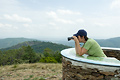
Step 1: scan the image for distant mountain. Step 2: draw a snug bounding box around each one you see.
[54,37,120,48]
[1,41,71,53]
[0,38,36,49]
[96,37,120,48]
[0,37,120,51]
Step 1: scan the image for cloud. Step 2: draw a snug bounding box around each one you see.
[46,11,57,19]
[0,0,19,7]
[0,0,21,13]
[23,24,30,27]
[76,19,84,23]
[0,23,4,28]
[0,23,19,30]
[94,22,105,27]
[110,0,120,9]
[57,9,81,15]
[4,14,32,23]
[56,18,75,24]
[49,22,56,26]
[46,10,77,24]
[0,17,2,19]
[0,23,12,28]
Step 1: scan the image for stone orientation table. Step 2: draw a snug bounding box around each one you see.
[61,47,120,80]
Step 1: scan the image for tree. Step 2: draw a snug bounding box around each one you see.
[43,48,53,57]
[53,51,62,63]
[22,46,37,63]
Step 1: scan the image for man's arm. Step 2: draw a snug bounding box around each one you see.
[73,36,88,56]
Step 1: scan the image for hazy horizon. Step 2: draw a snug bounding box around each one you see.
[0,36,120,42]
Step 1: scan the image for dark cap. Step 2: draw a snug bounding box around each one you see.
[73,29,87,37]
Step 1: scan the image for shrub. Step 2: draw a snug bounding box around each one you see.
[39,57,57,63]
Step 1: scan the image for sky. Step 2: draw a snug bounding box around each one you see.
[0,0,120,40]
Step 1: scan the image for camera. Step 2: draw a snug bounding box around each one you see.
[68,37,74,41]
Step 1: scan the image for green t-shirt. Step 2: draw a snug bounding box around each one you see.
[82,38,107,57]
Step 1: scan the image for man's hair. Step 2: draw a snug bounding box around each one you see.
[80,35,88,41]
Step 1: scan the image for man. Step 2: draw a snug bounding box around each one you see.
[72,29,107,57]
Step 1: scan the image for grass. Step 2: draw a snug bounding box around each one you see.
[0,63,62,80]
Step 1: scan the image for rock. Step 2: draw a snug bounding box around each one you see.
[100,71,115,76]
[91,72,101,77]
[96,75,104,79]
[76,74,85,79]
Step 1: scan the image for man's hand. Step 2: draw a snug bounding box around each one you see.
[72,36,79,42]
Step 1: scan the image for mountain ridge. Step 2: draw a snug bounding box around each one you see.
[0,37,120,50]
[1,40,71,53]
[52,37,120,48]
[95,37,120,48]
[0,37,36,49]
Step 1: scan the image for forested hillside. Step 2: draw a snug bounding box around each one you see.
[0,38,35,49]
[1,41,71,53]
[0,37,120,66]
[0,41,71,66]
[0,45,68,66]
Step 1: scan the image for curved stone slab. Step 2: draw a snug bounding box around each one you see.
[61,48,120,67]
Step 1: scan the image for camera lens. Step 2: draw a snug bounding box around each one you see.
[68,37,74,41]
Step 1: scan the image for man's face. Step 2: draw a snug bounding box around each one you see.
[78,36,84,42]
